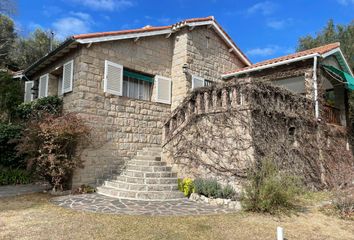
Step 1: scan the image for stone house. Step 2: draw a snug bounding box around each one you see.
[22,17,354,199]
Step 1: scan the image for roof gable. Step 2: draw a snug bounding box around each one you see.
[24,16,251,76]
[223,42,353,78]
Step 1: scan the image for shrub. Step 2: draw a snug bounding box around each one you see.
[16,113,90,191]
[16,96,63,120]
[193,178,236,199]
[241,159,303,214]
[332,188,354,220]
[221,184,237,199]
[0,72,23,122]
[178,177,194,197]
[0,123,24,168]
[0,167,32,185]
[72,184,96,194]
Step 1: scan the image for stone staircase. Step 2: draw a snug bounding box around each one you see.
[96,146,185,201]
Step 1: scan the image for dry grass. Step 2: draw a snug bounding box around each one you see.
[0,193,353,240]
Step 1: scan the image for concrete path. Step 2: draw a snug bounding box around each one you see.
[52,193,237,216]
[0,182,50,198]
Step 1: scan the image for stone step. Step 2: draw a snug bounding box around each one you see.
[104,180,179,191]
[125,164,172,172]
[97,186,184,201]
[137,150,161,156]
[124,170,177,178]
[128,160,166,166]
[142,146,162,152]
[133,155,162,161]
[115,175,178,184]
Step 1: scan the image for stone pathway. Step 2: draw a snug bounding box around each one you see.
[0,182,50,198]
[52,193,237,216]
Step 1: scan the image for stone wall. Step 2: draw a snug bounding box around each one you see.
[163,81,354,190]
[68,36,174,186]
[73,97,170,186]
[171,26,247,109]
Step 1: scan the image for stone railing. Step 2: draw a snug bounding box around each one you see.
[162,82,314,146]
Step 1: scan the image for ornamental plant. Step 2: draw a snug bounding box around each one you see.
[17,113,90,191]
[178,177,194,197]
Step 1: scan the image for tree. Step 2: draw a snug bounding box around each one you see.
[297,19,354,71]
[0,71,23,122]
[0,14,16,67]
[9,28,60,69]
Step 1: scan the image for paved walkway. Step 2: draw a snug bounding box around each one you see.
[52,193,237,216]
[0,182,50,198]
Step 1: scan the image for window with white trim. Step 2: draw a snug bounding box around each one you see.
[123,72,152,101]
[192,75,214,89]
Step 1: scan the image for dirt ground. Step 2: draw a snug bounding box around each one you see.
[0,193,353,240]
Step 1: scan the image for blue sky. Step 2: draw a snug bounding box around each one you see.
[14,0,354,63]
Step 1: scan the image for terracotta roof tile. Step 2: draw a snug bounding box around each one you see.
[73,16,215,40]
[224,42,340,75]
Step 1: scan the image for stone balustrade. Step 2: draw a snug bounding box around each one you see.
[163,81,314,146]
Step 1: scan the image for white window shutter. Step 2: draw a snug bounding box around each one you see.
[155,75,172,104]
[192,75,205,89]
[58,76,63,96]
[24,81,34,102]
[38,74,49,98]
[104,60,123,96]
[63,60,74,93]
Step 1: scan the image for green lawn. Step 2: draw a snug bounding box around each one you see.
[0,193,353,240]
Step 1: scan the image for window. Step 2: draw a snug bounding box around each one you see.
[205,80,213,86]
[122,70,153,101]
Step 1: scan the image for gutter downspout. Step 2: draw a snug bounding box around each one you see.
[313,56,319,119]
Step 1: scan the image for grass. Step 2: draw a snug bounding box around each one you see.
[0,193,353,240]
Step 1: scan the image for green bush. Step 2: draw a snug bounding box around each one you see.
[16,96,63,120]
[0,72,23,122]
[0,123,24,168]
[241,159,303,214]
[0,167,32,185]
[178,177,194,197]
[221,184,237,199]
[193,178,236,199]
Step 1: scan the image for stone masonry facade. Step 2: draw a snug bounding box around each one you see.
[27,25,247,186]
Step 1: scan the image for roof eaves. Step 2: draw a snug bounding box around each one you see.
[222,53,320,78]
[24,37,76,77]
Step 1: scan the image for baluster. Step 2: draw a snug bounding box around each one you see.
[212,90,218,110]
[196,93,203,114]
[204,91,210,113]
[169,117,175,133]
[231,87,238,108]
[186,101,193,120]
[222,88,228,109]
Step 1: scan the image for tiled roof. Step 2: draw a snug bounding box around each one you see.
[224,42,341,75]
[73,16,214,40]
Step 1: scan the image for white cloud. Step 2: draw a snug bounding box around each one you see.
[247,46,279,57]
[337,0,354,5]
[69,0,134,11]
[52,12,93,40]
[246,45,294,57]
[246,1,277,15]
[266,18,293,30]
[42,6,62,17]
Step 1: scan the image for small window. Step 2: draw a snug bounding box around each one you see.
[204,80,213,87]
[122,70,153,101]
